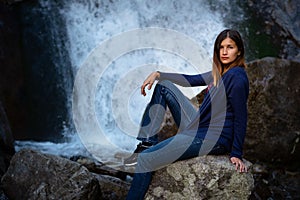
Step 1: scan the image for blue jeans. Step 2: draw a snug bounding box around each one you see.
[126,80,226,200]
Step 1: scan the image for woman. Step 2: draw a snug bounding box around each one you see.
[125,29,249,199]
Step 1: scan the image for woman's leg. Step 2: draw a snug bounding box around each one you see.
[124,80,197,166]
[126,133,202,200]
[137,80,198,144]
[126,132,228,200]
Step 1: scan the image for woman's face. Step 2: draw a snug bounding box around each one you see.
[219,37,240,65]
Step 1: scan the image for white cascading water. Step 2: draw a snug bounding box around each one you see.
[16,0,228,169]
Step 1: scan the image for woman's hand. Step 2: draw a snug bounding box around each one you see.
[141,71,160,96]
[230,157,247,173]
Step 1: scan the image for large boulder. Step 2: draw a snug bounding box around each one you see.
[1,149,101,199]
[145,155,254,200]
[245,57,300,164]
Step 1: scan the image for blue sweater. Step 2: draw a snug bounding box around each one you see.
[159,66,249,159]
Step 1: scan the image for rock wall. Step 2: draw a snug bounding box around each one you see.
[246,0,300,60]
[0,0,22,5]
[0,0,74,142]
[245,57,300,165]
[0,2,28,139]
[0,101,15,178]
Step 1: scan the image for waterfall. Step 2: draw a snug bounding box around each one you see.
[16,0,230,168]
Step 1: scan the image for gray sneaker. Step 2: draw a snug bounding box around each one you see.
[124,142,152,166]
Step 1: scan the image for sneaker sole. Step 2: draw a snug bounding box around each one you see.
[124,161,137,167]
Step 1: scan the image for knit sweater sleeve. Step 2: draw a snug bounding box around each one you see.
[224,69,249,159]
[158,71,212,87]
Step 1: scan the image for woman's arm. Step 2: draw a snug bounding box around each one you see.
[228,76,248,160]
[159,71,212,87]
[224,68,249,172]
[140,71,160,96]
[141,71,212,96]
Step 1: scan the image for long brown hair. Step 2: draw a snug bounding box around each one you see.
[212,29,246,86]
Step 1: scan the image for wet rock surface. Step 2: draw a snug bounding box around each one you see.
[250,163,300,199]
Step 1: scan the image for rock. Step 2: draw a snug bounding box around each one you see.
[157,107,178,141]
[0,190,9,200]
[0,0,25,5]
[74,156,128,181]
[246,0,300,60]
[0,2,29,140]
[1,149,101,199]
[245,57,300,164]
[0,101,15,177]
[95,174,130,200]
[145,155,254,200]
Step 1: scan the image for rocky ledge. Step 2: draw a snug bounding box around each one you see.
[1,149,254,199]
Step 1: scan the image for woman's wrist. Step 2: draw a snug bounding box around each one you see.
[156,71,161,79]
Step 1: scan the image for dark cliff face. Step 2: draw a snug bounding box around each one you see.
[245,57,300,166]
[0,101,15,178]
[0,3,28,139]
[207,0,300,61]
[18,0,74,141]
[0,0,74,142]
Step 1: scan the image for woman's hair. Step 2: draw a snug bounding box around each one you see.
[212,29,246,86]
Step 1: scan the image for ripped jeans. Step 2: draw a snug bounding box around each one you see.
[126,80,227,200]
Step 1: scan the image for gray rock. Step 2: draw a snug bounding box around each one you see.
[245,57,300,163]
[145,155,254,200]
[95,174,130,200]
[1,149,101,200]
